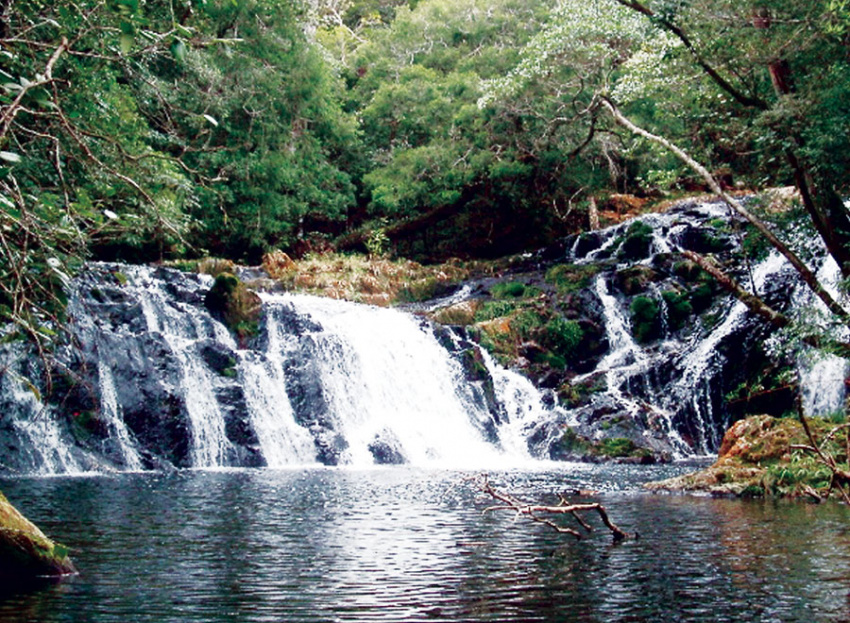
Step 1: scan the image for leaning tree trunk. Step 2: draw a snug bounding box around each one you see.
[753,8,850,278]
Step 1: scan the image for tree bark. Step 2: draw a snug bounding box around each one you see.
[588,196,600,230]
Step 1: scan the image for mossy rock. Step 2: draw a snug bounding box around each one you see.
[615,266,658,295]
[545,263,599,295]
[661,289,693,331]
[205,273,262,341]
[630,295,661,343]
[617,221,654,261]
[0,491,76,580]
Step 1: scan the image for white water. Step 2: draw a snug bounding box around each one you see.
[238,300,320,467]
[97,360,143,470]
[668,252,790,452]
[128,266,234,468]
[578,275,649,397]
[279,294,532,468]
[479,348,571,458]
[2,368,83,474]
[795,257,850,416]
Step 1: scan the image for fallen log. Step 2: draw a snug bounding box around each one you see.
[0,490,76,581]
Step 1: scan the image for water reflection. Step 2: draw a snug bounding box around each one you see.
[0,466,848,622]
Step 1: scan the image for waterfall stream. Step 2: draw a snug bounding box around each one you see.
[0,199,846,475]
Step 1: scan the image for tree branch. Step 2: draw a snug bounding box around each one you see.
[611,0,767,109]
[0,37,68,143]
[599,96,850,328]
[471,474,633,541]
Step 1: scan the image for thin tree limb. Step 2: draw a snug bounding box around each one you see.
[600,96,850,328]
[471,474,632,541]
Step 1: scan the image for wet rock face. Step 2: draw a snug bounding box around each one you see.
[0,199,838,474]
[426,199,817,460]
[368,431,405,465]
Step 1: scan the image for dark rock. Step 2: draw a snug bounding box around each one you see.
[368,431,406,464]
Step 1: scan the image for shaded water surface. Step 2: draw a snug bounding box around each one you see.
[1,466,849,622]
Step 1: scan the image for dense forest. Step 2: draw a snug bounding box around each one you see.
[2,0,850,345]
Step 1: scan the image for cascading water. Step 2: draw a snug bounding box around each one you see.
[794,257,850,417]
[0,263,554,474]
[97,360,143,471]
[0,199,846,474]
[275,293,538,467]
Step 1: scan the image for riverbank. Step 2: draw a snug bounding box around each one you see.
[646,414,849,500]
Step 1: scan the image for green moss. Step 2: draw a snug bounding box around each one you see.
[545,263,599,294]
[510,309,545,339]
[559,428,593,455]
[0,490,76,579]
[474,300,517,322]
[630,296,660,343]
[204,273,262,341]
[491,281,527,298]
[616,266,657,295]
[618,221,654,261]
[661,289,693,331]
[541,317,583,361]
[112,271,128,286]
[597,437,637,458]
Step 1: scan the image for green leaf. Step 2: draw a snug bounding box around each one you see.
[120,32,135,54]
[170,39,187,63]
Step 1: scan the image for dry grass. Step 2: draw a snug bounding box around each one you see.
[262,251,471,306]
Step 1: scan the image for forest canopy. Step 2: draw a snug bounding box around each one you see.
[1,0,850,341]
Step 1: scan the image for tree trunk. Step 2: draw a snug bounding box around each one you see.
[588,196,600,230]
[753,8,850,278]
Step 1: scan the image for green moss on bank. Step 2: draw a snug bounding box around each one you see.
[645,415,849,499]
[0,490,76,580]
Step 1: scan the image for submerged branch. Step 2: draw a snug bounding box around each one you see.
[471,474,633,542]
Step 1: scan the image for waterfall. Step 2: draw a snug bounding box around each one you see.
[0,263,557,474]
[97,360,143,470]
[0,365,83,475]
[276,293,527,468]
[1,198,847,474]
[127,266,235,468]
[795,257,850,416]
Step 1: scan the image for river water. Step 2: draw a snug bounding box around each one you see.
[1,465,849,622]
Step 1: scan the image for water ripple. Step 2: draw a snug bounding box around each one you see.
[0,466,849,622]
